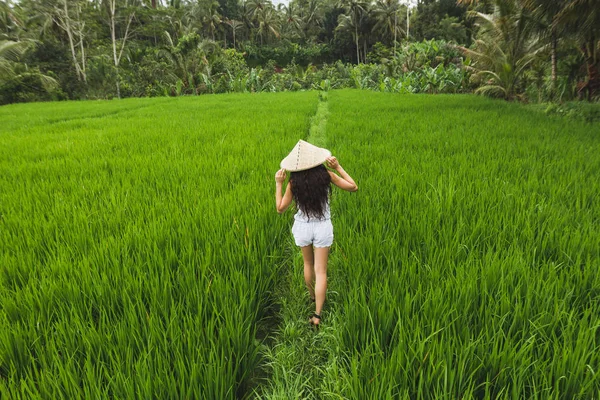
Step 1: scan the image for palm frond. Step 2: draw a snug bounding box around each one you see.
[0,59,15,79]
[475,84,507,97]
[458,1,544,100]
[0,40,32,62]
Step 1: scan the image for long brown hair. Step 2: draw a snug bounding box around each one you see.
[290,165,331,219]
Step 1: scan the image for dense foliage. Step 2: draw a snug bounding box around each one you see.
[0,0,598,104]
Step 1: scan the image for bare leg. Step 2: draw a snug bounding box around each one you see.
[311,246,329,326]
[301,245,315,301]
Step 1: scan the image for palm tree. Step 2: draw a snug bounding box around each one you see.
[358,4,374,63]
[337,0,369,63]
[522,0,564,94]
[183,2,202,33]
[0,39,58,98]
[300,0,322,42]
[240,0,253,39]
[159,31,219,95]
[555,0,600,100]
[255,5,280,45]
[245,0,279,45]
[224,19,243,48]
[336,14,359,62]
[0,1,24,40]
[27,0,88,83]
[372,0,404,55]
[0,39,30,78]
[245,0,266,21]
[203,0,221,41]
[278,2,302,40]
[102,0,138,98]
[159,31,192,93]
[459,0,546,100]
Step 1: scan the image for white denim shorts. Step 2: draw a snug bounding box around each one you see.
[292,219,334,248]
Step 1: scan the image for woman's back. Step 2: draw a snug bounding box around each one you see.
[290,164,332,222]
[294,200,330,222]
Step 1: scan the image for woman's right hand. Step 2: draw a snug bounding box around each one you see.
[275,168,287,183]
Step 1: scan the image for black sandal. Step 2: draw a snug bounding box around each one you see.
[309,313,322,326]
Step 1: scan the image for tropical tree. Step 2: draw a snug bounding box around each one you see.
[337,0,369,63]
[182,1,203,34]
[102,0,138,98]
[522,0,564,94]
[224,18,243,48]
[0,0,24,40]
[18,0,89,83]
[0,39,58,103]
[299,0,323,42]
[358,3,374,62]
[239,0,253,39]
[278,2,302,40]
[459,0,546,100]
[255,5,280,45]
[159,31,219,95]
[371,0,404,55]
[50,0,88,83]
[245,0,266,21]
[202,0,222,41]
[0,39,30,77]
[556,0,600,100]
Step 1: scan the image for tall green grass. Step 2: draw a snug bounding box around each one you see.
[0,92,318,398]
[2,90,599,398]
[325,90,600,398]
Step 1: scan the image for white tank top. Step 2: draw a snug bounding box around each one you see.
[294,201,331,222]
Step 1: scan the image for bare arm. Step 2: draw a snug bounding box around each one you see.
[326,156,358,192]
[275,168,293,213]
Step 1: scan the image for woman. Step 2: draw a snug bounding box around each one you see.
[275,140,357,326]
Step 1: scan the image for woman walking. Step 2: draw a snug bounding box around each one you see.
[275,140,357,326]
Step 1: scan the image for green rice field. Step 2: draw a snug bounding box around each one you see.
[1,90,599,399]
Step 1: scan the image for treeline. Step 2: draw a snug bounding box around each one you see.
[0,0,598,105]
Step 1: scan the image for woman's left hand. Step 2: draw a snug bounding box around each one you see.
[275,168,287,183]
[326,156,339,169]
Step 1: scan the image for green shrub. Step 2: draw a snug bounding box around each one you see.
[543,101,600,124]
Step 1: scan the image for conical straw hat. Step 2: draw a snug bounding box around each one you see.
[280,140,331,172]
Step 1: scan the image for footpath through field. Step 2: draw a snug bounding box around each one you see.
[255,91,351,398]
